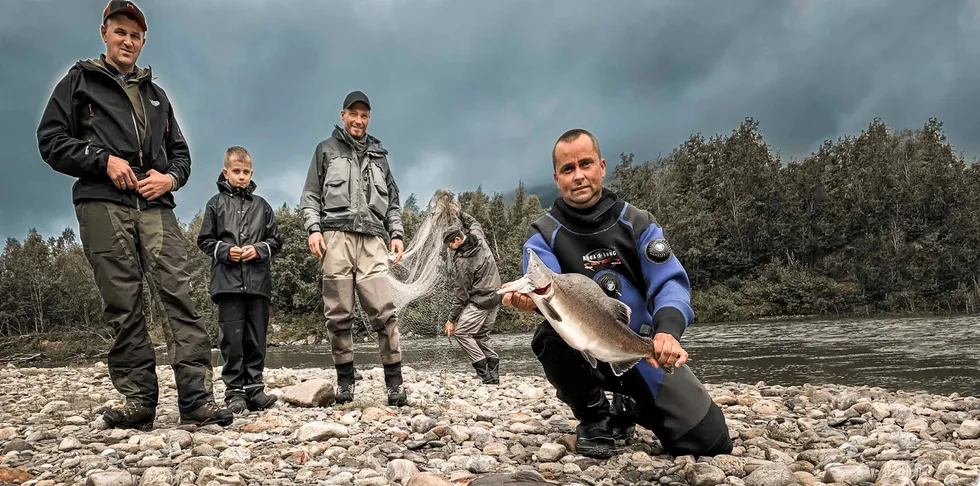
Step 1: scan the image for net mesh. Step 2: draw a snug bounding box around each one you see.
[350,189,465,387]
[388,188,459,310]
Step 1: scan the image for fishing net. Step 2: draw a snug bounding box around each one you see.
[388,188,459,311]
[350,189,465,388]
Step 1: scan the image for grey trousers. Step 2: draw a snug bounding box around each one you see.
[321,231,401,366]
[454,303,498,364]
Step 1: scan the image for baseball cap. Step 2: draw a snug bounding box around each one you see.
[443,228,464,245]
[103,1,147,32]
[343,90,371,110]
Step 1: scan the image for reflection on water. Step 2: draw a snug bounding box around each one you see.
[253,315,979,397]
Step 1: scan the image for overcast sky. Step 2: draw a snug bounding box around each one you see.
[2,0,980,242]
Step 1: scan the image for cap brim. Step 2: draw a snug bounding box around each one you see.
[105,7,147,31]
[345,101,371,110]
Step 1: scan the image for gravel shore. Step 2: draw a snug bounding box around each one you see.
[0,363,978,486]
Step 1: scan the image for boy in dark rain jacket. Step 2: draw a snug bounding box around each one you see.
[197,146,283,414]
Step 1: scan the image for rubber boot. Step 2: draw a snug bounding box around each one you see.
[485,357,500,384]
[384,362,407,407]
[472,359,489,381]
[335,362,355,405]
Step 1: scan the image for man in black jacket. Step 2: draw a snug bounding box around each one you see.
[35,1,232,429]
[443,208,502,385]
[197,146,282,414]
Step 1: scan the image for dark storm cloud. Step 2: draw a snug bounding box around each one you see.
[1,0,978,241]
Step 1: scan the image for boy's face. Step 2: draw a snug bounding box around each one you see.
[223,157,253,188]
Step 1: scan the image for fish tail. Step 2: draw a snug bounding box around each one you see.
[639,335,655,357]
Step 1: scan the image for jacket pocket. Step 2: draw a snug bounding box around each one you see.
[322,157,352,211]
[367,162,389,219]
[152,143,168,174]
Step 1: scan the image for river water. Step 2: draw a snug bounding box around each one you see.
[259,315,980,397]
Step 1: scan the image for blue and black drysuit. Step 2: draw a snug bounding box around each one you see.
[524,189,732,457]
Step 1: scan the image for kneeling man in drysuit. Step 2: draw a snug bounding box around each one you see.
[501,128,733,459]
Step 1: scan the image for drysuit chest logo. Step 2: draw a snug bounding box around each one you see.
[582,248,621,270]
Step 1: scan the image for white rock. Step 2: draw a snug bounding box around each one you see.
[296,421,349,441]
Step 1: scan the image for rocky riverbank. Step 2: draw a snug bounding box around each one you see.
[0,364,978,486]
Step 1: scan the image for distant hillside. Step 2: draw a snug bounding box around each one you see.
[507,182,559,207]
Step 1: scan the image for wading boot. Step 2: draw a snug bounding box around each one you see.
[103,402,156,431]
[485,357,500,385]
[335,362,355,405]
[472,358,490,382]
[245,389,278,411]
[384,362,408,407]
[179,401,234,427]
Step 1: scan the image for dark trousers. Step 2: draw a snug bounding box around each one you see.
[216,294,270,399]
[531,321,733,458]
[75,201,214,413]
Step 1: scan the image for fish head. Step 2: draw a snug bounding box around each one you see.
[523,248,556,294]
[497,248,555,297]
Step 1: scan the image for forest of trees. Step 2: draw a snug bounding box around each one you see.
[2,117,979,361]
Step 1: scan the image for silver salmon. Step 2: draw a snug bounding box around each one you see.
[499,247,675,376]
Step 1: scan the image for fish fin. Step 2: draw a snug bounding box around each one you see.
[580,350,598,368]
[612,300,631,328]
[540,299,563,323]
[608,357,642,377]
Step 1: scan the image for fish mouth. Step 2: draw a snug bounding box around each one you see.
[532,282,552,295]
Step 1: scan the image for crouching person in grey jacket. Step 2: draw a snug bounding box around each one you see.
[299,91,408,407]
[444,208,502,385]
[198,146,282,414]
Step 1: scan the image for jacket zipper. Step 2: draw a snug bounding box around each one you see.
[91,66,146,211]
[134,90,150,211]
[130,110,143,211]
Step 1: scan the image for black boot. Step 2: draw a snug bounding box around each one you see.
[225,395,247,414]
[472,359,489,381]
[570,391,616,459]
[485,357,500,384]
[335,362,355,405]
[384,362,408,407]
[576,415,617,459]
[610,393,637,445]
[245,387,278,411]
